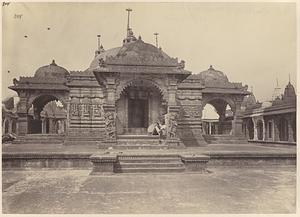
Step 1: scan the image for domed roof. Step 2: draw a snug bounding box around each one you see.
[34,60,69,78]
[89,38,176,69]
[198,65,229,84]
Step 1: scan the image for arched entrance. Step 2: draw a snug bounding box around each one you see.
[27,95,66,134]
[116,80,166,135]
[202,98,234,135]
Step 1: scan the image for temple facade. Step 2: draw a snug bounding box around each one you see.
[4,17,296,147]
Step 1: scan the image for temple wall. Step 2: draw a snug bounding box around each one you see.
[176,88,207,146]
[65,74,106,145]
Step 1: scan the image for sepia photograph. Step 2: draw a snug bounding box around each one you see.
[1,1,298,214]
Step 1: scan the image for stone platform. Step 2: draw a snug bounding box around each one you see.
[2,142,296,173]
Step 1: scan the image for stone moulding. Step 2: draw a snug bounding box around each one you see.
[181,154,210,172]
[89,154,117,175]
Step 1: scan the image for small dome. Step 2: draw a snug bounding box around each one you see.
[34,60,69,78]
[198,65,229,84]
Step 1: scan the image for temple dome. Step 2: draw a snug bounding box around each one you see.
[89,39,175,69]
[198,65,229,84]
[34,60,69,78]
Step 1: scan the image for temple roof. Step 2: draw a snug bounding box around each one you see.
[34,60,69,78]
[90,38,185,70]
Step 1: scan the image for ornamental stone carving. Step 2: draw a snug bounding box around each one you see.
[166,112,178,139]
[104,112,116,139]
[70,103,104,118]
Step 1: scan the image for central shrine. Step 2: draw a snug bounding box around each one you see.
[9,9,251,148]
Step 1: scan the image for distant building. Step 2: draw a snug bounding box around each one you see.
[242,82,296,144]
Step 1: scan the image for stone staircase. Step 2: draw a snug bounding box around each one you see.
[203,134,248,144]
[115,154,185,173]
[13,134,65,144]
[116,134,168,149]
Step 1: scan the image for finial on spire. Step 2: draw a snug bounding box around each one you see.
[126,8,132,37]
[97,35,101,51]
[154,32,159,48]
[51,59,57,66]
[95,34,105,57]
[289,73,291,83]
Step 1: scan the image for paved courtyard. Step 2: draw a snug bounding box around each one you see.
[2,165,296,214]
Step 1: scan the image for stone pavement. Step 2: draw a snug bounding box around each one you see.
[2,166,296,214]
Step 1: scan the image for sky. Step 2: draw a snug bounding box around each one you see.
[1,2,297,103]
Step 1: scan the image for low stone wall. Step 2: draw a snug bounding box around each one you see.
[2,153,92,169]
[208,153,296,166]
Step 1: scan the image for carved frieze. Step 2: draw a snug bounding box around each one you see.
[70,103,104,118]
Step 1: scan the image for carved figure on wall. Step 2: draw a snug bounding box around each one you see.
[104,111,116,139]
[166,113,178,138]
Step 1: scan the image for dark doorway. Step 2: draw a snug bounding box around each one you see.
[128,98,148,128]
[257,120,264,140]
[279,118,289,141]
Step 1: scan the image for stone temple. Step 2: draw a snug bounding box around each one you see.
[3,13,296,149]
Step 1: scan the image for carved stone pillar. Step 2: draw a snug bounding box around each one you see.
[165,105,184,148]
[101,104,117,148]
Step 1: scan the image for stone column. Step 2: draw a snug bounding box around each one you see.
[252,117,258,140]
[41,118,45,134]
[16,97,28,136]
[287,116,294,142]
[262,118,266,141]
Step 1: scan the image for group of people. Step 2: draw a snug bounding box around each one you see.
[147,121,166,138]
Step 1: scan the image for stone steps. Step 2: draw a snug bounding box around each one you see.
[116,167,185,173]
[116,134,164,149]
[115,155,185,173]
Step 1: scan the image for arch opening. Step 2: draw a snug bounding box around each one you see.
[116,80,166,135]
[27,95,67,134]
[202,99,234,135]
